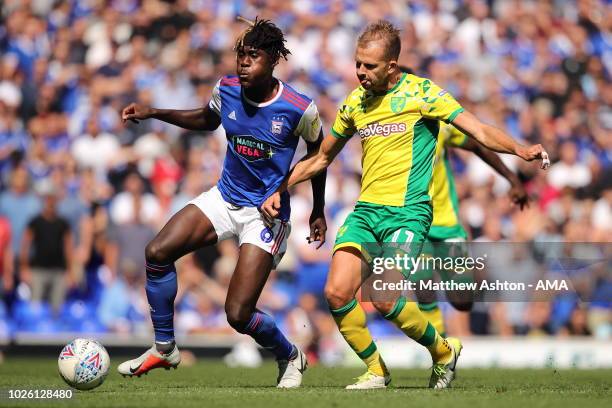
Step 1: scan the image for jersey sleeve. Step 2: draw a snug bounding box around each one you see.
[419,79,464,123]
[294,101,322,142]
[330,96,357,139]
[208,78,222,115]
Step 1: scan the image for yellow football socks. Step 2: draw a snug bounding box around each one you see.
[418,302,446,337]
[385,297,452,364]
[330,299,388,377]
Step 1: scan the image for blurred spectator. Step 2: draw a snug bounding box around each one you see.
[105,194,156,280]
[591,188,611,234]
[547,141,592,190]
[109,171,161,228]
[19,182,74,313]
[71,117,121,179]
[176,288,233,335]
[558,304,592,336]
[522,302,555,336]
[0,167,41,254]
[97,266,148,334]
[78,202,110,301]
[283,292,338,364]
[0,215,14,296]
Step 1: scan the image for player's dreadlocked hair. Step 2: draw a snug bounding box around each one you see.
[234,17,291,65]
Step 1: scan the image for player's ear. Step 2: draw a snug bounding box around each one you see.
[387,60,398,75]
[264,50,278,69]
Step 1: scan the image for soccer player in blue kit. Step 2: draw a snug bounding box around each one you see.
[117,19,326,388]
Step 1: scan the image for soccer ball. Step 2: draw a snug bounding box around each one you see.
[58,338,110,390]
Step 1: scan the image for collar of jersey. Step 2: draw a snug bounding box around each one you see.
[360,72,406,97]
[241,79,285,107]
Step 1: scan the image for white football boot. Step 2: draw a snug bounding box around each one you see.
[277,347,308,388]
[429,337,462,389]
[117,344,180,377]
[345,371,391,390]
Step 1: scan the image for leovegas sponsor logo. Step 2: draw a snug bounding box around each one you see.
[358,122,407,138]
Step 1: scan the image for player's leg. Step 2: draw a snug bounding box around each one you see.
[413,235,475,336]
[327,204,390,389]
[413,239,447,336]
[326,246,391,389]
[416,298,446,336]
[118,196,220,377]
[223,241,306,387]
[373,295,461,389]
[143,204,218,347]
[439,237,474,312]
[369,204,462,389]
[225,211,307,388]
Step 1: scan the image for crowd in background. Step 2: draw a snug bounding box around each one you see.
[0,0,610,362]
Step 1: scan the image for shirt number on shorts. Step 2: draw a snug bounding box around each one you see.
[390,228,414,253]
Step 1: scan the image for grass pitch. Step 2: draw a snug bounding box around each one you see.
[0,357,610,408]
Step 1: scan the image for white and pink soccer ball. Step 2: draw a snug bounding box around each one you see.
[58,338,110,390]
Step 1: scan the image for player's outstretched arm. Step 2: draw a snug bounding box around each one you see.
[451,110,550,169]
[459,137,529,209]
[288,133,348,188]
[261,133,348,219]
[121,103,221,131]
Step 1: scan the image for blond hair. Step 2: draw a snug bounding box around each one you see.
[357,20,401,60]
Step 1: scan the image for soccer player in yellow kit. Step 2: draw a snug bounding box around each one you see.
[262,21,549,389]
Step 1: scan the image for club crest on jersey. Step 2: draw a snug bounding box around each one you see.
[271,120,283,135]
[271,115,285,135]
[390,96,407,113]
[232,135,273,162]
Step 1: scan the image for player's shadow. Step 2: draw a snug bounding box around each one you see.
[390,385,433,390]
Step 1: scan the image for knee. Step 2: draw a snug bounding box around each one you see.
[324,283,353,310]
[372,301,396,316]
[225,302,254,333]
[145,239,172,266]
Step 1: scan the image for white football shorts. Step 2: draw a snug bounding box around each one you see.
[187,186,290,267]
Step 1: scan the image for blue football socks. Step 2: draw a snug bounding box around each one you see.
[240,310,296,361]
[145,262,177,343]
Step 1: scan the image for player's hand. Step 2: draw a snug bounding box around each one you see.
[260,192,281,224]
[517,144,550,169]
[308,211,327,249]
[509,182,529,210]
[121,103,153,124]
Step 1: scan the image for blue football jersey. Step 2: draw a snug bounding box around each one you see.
[208,75,322,220]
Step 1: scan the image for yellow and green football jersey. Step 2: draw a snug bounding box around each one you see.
[331,73,464,207]
[429,123,469,240]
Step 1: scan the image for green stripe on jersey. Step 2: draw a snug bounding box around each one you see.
[404,118,438,206]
